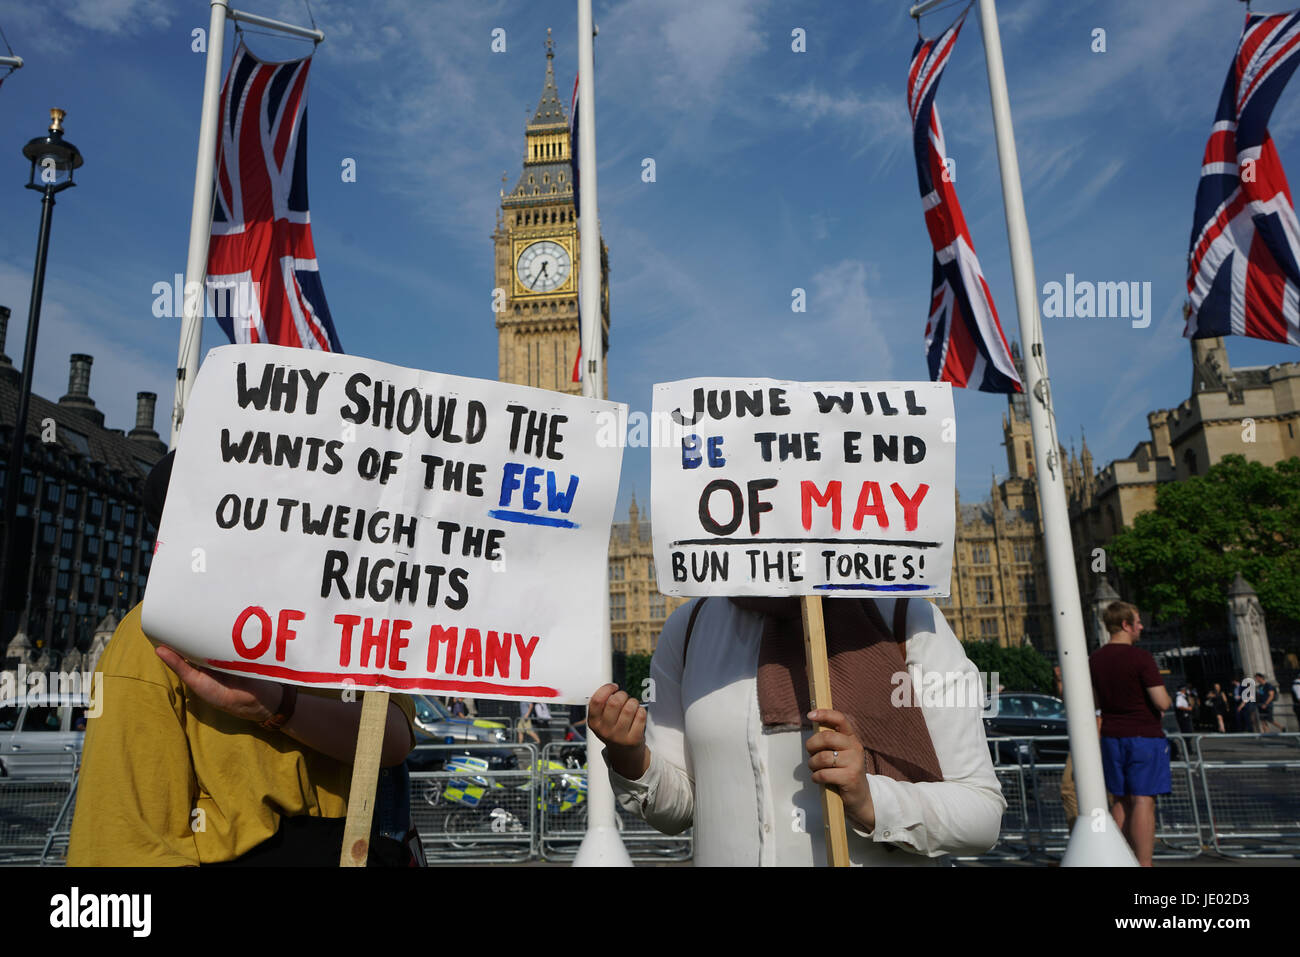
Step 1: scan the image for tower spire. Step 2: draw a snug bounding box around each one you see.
[529,28,567,129]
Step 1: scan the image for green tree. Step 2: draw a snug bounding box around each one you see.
[622,652,653,701]
[1106,455,1300,630]
[960,640,1055,694]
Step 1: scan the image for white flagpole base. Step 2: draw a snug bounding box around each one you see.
[1060,814,1140,867]
[573,825,633,867]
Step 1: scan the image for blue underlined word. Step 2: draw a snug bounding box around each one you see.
[814,583,929,591]
[488,509,579,529]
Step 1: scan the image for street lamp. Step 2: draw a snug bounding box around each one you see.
[0,109,83,635]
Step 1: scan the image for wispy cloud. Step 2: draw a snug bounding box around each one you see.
[1094,287,1190,453]
[807,259,893,375]
[0,0,175,50]
[775,85,910,166]
[64,0,174,35]
[600,0,771,112]
[0,259,175,436]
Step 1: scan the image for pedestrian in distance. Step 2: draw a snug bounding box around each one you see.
[1231,676,1246,732]
[1206,683,1228,733]
[1089,601,1171,867]
[1255,673,1282,734]
[1237,674,1261,733]
[1174,687,1193,734]
[517,701,541,745]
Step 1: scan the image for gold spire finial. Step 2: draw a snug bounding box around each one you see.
[546,27,554,58]
[49,108,66,133]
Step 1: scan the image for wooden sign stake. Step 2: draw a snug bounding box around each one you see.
[800,595,851,867]
[339,690,390,867]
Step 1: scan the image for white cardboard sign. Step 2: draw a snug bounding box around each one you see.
[651,378,955,597]
[142,344,624,704]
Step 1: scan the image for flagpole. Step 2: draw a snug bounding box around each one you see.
[572,0,631,868]
[171,3,325,443]
[171,0,231,442]
[914,0,1134,865]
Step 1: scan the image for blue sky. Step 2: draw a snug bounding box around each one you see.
[0,0,1296,517]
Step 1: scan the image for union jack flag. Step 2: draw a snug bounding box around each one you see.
[908,8,1021,393]
[207,42,342,352]
[1186,11,1300,345]
[569,72,581,219]
[570,71,582,382]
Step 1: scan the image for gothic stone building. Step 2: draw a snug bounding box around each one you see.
[937,344,1057,653]
[608,498,688,655]
[1068,336,1300,644]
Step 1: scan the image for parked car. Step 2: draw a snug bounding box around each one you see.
[0,694,88,779]
[409,695,509,745]
[983,692,1070,763]
[406,695,515,773]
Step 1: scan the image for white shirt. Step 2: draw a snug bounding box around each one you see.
[607,597,1005,866]
[520,701,552,720]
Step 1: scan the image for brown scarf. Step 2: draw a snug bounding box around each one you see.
[721,596,943,784]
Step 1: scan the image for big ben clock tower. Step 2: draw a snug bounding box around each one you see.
[494,30,609,396]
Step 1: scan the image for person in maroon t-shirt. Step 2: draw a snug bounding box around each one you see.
[1089,601,1172,867]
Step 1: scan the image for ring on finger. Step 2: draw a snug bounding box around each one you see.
[831,750,839,767]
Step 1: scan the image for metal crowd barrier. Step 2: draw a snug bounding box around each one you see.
[0,777,76,865]
[537,742,693,862]
[1195,732,1300,858]
[9,733,1300,865]
[409,743,538,864]
[408,742,692,863]
[989,735,1205,859]
[973,732,1300,862]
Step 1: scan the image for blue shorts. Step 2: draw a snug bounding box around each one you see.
[1100,736,1171,796]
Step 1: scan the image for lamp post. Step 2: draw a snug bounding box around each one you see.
[0,109,83,634]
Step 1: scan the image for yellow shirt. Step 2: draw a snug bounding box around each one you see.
[67,604,416,866]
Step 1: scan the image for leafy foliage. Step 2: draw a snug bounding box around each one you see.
[622,652,653,700]
[1106,455,1300,630]
[961,639,1055,694]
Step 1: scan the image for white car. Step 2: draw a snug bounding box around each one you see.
[0,694,88,779]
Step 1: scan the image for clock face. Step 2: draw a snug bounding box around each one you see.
[517,240,571,293]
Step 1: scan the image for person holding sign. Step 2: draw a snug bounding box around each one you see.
[589,594,1004,866]
[594,378,1005,865]
[68,454,418,866]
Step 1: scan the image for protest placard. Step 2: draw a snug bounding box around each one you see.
[651,378,955,597]
[142,344,625,704]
